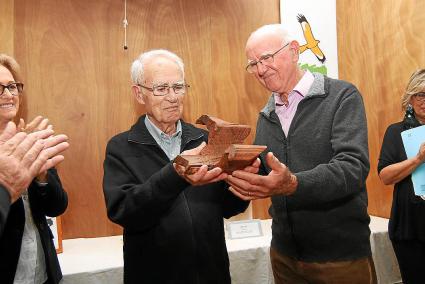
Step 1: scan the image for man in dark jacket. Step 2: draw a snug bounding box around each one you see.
[227,24,377,283]
[103,49,250,284]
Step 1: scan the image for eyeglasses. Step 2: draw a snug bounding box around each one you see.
[413,92,425,102]
[245,42,290,73]
[138,82,190,96]
[0,82,24,97]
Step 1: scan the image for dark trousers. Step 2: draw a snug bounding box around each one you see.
[391,239,425,284]
[270,247,377,284]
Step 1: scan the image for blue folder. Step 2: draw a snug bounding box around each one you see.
[401,125,425,196]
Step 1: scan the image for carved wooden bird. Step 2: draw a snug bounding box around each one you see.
[297,14,326,63]
[174,115,266,174]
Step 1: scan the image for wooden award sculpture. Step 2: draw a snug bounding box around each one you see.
[174,115,267,174]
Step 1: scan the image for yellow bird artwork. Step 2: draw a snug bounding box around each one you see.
[297,14,326,63]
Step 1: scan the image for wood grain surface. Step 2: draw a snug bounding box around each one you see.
[0,0,14,56]
[12,0,278,238]
[8,0,423,238]
[337,0,425,218]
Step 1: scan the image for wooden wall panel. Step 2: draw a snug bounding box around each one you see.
[337,0,425,217]
[12,0,425,238]
[15,0,423,238]
[14,0,278,238]
[209,0,279,219]
[0,0,14,55]
[15,0,127,237]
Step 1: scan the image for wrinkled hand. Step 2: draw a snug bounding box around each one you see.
[18,116,52,133]
[19,116,55,181]
[238,157,262,175]
[227,152,297,200]
[174,142,228,186]
[0,122,69,202]
[37,134,69,174]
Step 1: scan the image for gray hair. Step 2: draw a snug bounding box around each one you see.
[402,69,425,110]
[248,24,295,44]
[130,49,185,85]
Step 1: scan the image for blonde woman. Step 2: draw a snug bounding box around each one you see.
[0,54,68,284]
[378,69,425,283]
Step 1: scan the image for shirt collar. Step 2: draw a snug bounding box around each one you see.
[274,70,315,106]
[263,72,326,116]
[293,70,314,97]
[144,115,182,141]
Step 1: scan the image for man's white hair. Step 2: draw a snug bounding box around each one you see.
[131,49,185,85]
[248,24,295,44]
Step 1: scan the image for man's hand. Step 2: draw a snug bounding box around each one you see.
[174,142,228,186]
[0,122,69,202]
[226,152,297,200]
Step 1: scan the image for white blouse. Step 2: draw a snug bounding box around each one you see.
[13,191,47,284]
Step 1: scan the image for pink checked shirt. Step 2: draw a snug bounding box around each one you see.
[274,70,314,136]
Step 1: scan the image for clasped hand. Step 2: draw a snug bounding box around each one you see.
[226,152,297,200]
[173,145,298,200]
[173,142,228,186]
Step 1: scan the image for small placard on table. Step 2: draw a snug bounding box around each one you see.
[227,219,263,239]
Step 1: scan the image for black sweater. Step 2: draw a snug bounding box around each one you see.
[0,186,11,236]
[103,115,249,284]
[0,169,67,284]
[378,121,425,241]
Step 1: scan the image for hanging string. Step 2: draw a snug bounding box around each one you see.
[123,0,128,50]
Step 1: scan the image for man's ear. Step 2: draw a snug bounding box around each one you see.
[132,85,145,104]
[290,41,300,62]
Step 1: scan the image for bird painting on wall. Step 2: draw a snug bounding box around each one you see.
[297,14,326,63]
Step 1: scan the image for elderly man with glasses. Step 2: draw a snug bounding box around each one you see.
[226,24,377,283]
[103,49,252,284]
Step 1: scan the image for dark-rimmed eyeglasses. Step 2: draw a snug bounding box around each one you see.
[245,42,290,74]
[413,92,425,102]
[0,82,24,97]
[138,82,190,96]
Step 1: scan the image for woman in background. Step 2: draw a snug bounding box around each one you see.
[378,69,425,283]
[0,54,68,284]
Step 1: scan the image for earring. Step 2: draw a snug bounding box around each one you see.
[406,104,414,118]
[403,103,421,130]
